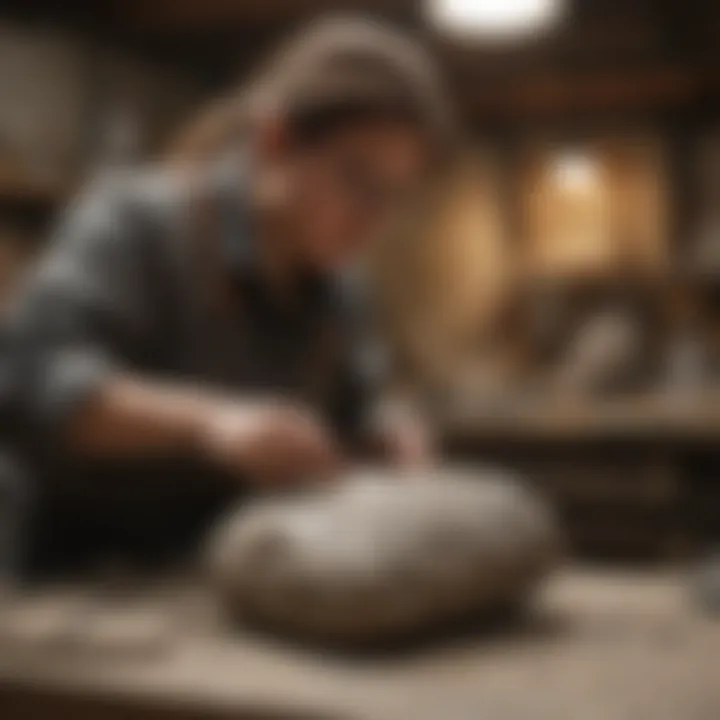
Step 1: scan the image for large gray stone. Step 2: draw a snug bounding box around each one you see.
[206,467,561,645]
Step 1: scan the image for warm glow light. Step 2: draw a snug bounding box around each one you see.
[427,0,563,39]
[552,153,600,193]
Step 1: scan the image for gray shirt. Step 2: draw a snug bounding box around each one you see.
[0,157,381,571]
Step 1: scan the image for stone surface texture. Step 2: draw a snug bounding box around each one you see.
[207,467,561,645]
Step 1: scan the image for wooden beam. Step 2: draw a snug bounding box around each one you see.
[461,66,720,120]
[116,0,414,32]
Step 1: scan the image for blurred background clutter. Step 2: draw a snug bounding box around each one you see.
[1,0,720,562]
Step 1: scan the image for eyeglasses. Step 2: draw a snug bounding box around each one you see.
[311,151,420,220]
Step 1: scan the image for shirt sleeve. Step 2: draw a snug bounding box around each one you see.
[326,269,391,444]
[330,335,390,444]
[0,175,159,450]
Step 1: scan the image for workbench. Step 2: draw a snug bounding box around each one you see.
[0,568,718,720]
[441,392,720,558]
[1,393,719,718]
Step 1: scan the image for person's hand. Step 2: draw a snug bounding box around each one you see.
[371,400,435,468]
[198,400,341,486]
[383,414,435,467]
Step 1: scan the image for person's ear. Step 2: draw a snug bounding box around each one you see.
[255,115,293,165]
[253,115,297,207]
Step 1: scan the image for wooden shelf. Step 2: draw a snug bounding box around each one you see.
[0,168,68,208]
[443,390,720,445]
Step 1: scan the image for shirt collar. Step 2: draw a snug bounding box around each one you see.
[210,150,258,274]
[210,150,334,311]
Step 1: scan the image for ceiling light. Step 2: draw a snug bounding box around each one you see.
[426,0,563,40]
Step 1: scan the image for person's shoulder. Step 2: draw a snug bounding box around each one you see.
[59,165,205,262]
[73,164,196,220]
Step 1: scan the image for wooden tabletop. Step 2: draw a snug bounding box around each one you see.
[0,567,718,720]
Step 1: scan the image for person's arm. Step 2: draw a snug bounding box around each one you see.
[69,375,339,482]
[330,276,435,466]
[67,375,213,456]
[0,176,338,483]
[335,363,435,466]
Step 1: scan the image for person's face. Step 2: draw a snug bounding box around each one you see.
[263,118,432,272]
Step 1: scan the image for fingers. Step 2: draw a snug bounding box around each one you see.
[265,408,341,485]
[388,424,436,469]
[201,400,343,487]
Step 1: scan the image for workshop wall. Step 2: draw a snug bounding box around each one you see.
[0,20,202,305]
[2,1,720,560]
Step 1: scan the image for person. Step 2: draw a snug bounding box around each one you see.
[0,16,454,576]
